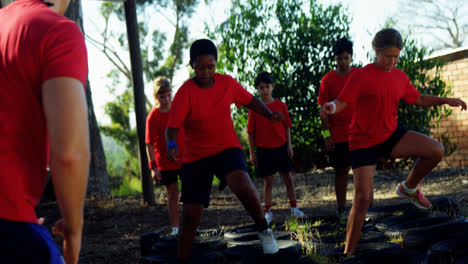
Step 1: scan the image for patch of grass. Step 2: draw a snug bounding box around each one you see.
[112,176,142,196]
[387,236,403,247]
[301,254,329,264]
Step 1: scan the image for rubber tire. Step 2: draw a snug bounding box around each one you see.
[403,222,468,250]
[365,203,413,222]
[454,255,468,264]
[321,242,400,263]
[384,215,465,239]
[226,231,293,247]
[430,196,460,216]
[140,230,163,256]
[223,224,258,240]
[374,210,435,232]
[425,233,468,264]
[223,240,302,264]
[343,248,425,264]
[140,250,224,264]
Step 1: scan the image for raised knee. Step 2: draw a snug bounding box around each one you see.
[431,142,445,161]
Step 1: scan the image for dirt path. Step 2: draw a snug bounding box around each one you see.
[36,168,468,263]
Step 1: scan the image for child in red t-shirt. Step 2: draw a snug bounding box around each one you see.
[321,28,467,254]
[166,39,284,261]
[247,71,305,223]
[318,37,358,218]
[145,77,183,236]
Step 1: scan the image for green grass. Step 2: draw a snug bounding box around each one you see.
[112,176,142,196]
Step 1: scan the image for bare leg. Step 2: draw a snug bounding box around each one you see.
[226,170,265,224]
[344,165,375,254]
[177,204,203,261]
[263,175,274,208]
[391,131,444,188]
[279,171,297,202]
[166,183,179,228]
[335,166,350,210]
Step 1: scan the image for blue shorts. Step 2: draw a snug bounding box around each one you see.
[256,143,292,177]
[0,218,64,264]
[350,125,408,169]
[181,148,248,208]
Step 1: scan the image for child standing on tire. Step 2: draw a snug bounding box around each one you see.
[166,39,282,262]
[318,37,358,219]
[145,77,183,236]
[320,28,467,254]
[247,71,305,223]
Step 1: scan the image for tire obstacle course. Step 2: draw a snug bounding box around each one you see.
[139,196,468,263]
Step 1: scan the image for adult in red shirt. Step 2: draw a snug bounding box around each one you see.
[247,71,305,223]
[145,77,184,236]
[0,0,89,263]
[166,39,283,261]
[318,37,358,218]
[321,28,467,254]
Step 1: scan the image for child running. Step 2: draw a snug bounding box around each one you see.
[145,77,183,236]
[166,39,283,261]
[318,37,358,219]
[320,28,467,254]
[247,71,305,223]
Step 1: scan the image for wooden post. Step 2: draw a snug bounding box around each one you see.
[124,0,155,204]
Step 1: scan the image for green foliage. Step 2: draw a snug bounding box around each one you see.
[208,0,351,167]
[112,175,143,196]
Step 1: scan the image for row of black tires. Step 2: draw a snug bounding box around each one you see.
[139,197,468,263]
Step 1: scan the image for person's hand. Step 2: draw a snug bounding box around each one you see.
[320,102,335,120]
[151,169,161,182]
[37,217,45,225]
[287,145,294,160]
[446,98,467,110]
[269,111,284,123]
[52,219,82,264]
[325,138,334,152]
[167,147,179,162]
[249,152,257,166]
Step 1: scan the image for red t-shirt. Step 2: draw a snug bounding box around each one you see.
[247,99,292,148]
[318,67,357,143]
[167,74,253,163]
[0,0,88,223]
[337,64,420,150]
[145,108,184,171]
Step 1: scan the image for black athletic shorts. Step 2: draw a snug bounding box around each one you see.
[180,148,247,208]
[159,169,181,186]
[350,125,408,169]
[330,142,351,169]
[256,143,293,178]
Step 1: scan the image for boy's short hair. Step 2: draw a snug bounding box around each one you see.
[190,39,218,63]
[153,77,171,100]
[333,37,353,56]
[372,28,403,51]
[254,71,274,87]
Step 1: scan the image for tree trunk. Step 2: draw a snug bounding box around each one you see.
[65,0,110,195]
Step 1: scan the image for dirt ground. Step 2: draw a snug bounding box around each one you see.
[36,167,468,264]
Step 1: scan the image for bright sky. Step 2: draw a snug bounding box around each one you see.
[81,0,400,124]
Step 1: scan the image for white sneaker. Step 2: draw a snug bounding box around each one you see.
[264,210,273,224]
[258,228,279,254]
[170,227,178,236]
[290,207,305,218]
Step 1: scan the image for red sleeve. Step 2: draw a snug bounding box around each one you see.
[41,21,88,87]
[402,73,421,105]
[230,76,254,107]
[282,101,292,128]
[337,70,362,104]
[145,110,155,144]
[318,74,329,105]
[247,110,255,134]
[167,85,190,128]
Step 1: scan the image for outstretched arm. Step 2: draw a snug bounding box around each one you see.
[320,99,348,120]
[414,94,467,110]
[42,77,90,264]
[245,97,284,122]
